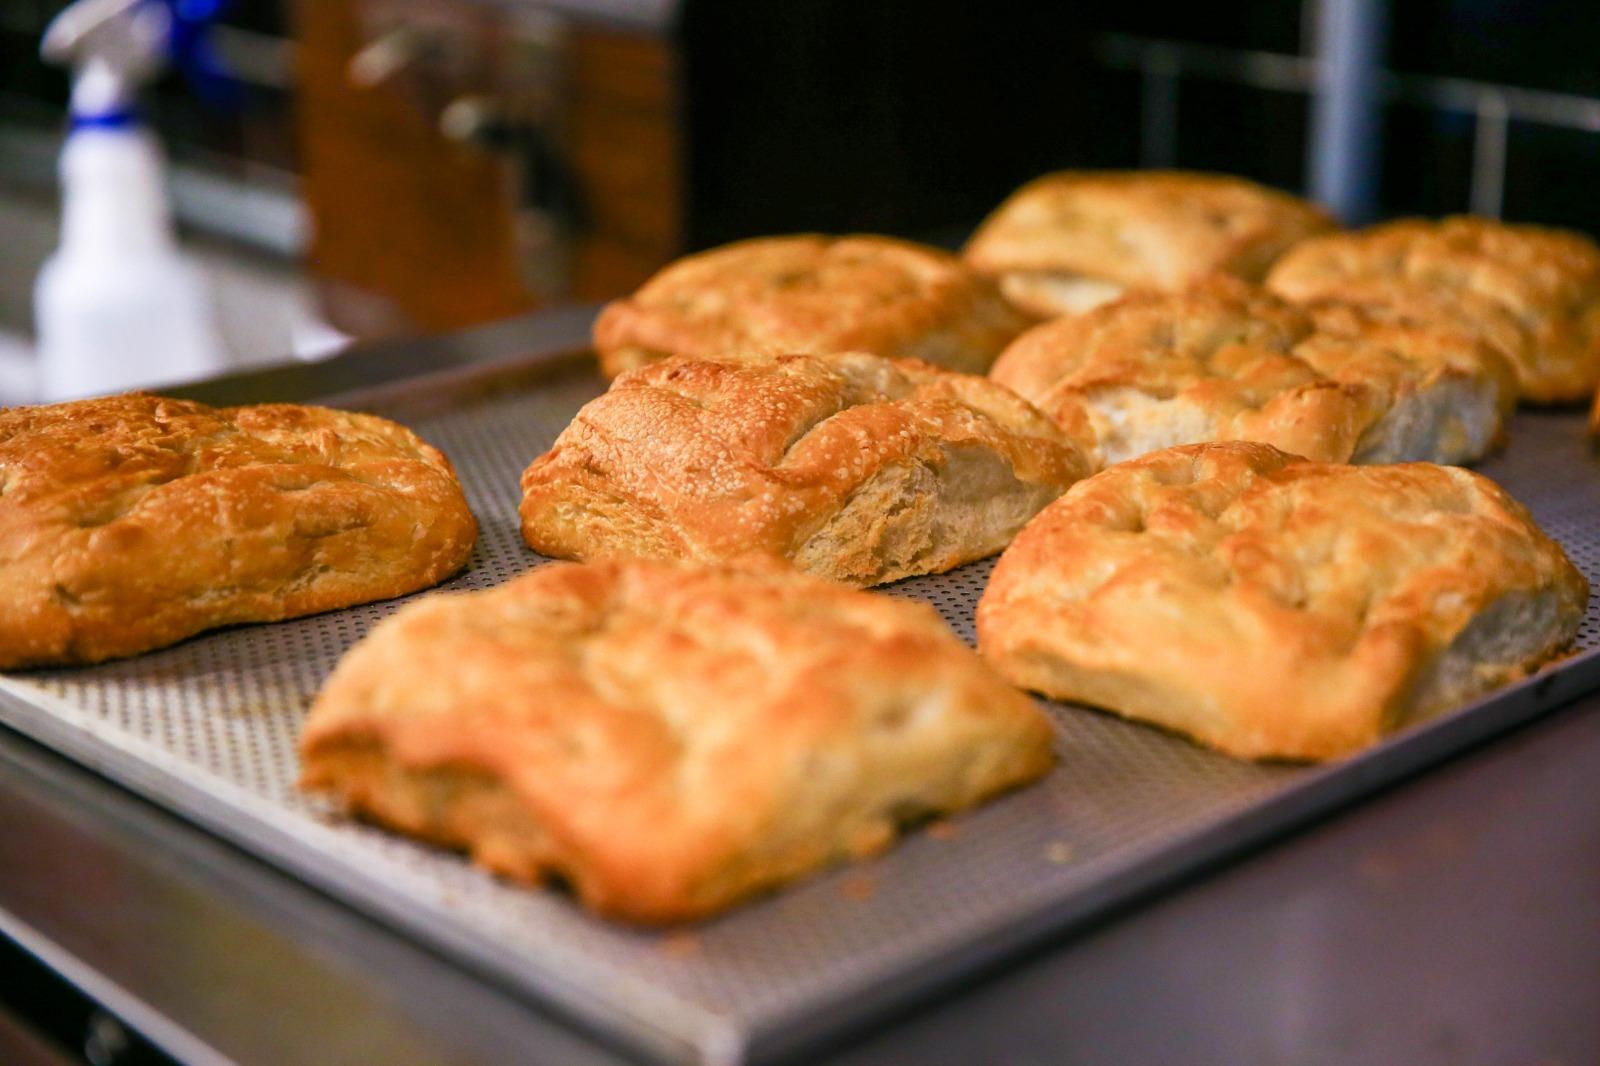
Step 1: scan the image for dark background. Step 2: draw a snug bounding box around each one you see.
[679,0,1600,242]
[1,1,1596,243]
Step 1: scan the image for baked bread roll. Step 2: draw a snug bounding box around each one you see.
[299,558,1055,923]
[988,278,1517,469]
[0,394,477,668]
[963,170,1335,318]
[591,234,1031,378]
[520,352,1091,586]
[977,441,1587,761]
[1266,216,1600,403]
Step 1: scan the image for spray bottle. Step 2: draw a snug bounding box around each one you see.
[34,0,233,402]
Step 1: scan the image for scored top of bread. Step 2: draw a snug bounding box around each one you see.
[520,352,1092,586]
[964,170,1336,317]
[299,558,1056,923]
[0,393,477,668]
[988,277,1517,469]
[977,441,1587,761]
[1266,216,1600,403]
[592,234,1033,378]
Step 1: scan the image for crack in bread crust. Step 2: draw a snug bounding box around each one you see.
[1266,216,1600,403]
[977,441,1588,761]
[592,234,1034,378]
[299,559,1056,924]
[520,352,1093,586]
[0,393,477,667]
[989,277,1517,469]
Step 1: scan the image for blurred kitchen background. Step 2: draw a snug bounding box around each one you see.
[0,0,1597,401]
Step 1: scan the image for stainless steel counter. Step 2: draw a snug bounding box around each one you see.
[2,308,1598,1066]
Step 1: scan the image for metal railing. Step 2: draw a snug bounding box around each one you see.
[1098,30,1600,220]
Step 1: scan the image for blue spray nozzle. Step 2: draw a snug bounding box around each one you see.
[43,0,241,118]
[158,0,242,111]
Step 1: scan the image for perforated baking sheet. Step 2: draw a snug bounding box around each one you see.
[4,350,1600,1066]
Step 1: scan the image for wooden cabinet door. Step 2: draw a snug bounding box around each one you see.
[291,0,535,337]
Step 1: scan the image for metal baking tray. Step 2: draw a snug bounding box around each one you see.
[4,347,1600,1066]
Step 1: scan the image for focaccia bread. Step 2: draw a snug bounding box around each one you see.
[963,170,1336,317]
[592,234,1032,378]
[988,278,1517,469]
[977,441,1587,761]
[520,352,1092,586]
[1266,216,1600,403]
[299,558,1056,923]
[0,393,477,668]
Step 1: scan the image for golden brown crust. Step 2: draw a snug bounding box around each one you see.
[1266,216,1600,403]
[0,393,477,668]
[299,559,1056,924]
[988,278,1517,468]
[519,352,1092,586]
[963,170,1336,316]
[977,442,1587,761]
[591,234,1033,377]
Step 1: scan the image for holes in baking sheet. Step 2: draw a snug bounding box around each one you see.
[7,385,1600,1053]
[883,558,992,644]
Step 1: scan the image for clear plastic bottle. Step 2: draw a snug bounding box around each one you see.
[35,119,228,401]
[34,4,230,402]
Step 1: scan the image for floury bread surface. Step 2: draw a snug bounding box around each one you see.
[1267,216,1600,403]
[299,559,1056,924]
[988,278,1517,469]
[520,352,1092,586]
[977,441,1587,761]
[963,170,1335,317]
[0,393,476,667]
[592,234,1033,377]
